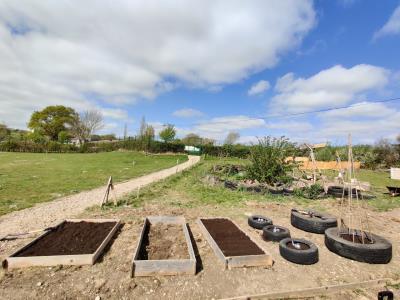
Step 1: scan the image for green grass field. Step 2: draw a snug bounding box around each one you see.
[0,152,187,215]
[121,157,400,212]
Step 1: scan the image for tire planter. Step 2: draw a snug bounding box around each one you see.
[325,227,392,264]
[291,209,337,234]
[262,225,290,242]
[248,215,273,230]
[279,238,318,265]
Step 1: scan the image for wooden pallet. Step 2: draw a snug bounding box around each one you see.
[197,217,273,269]
[4,219,120,269]
[131,216,196,277]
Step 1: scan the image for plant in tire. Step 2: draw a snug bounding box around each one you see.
[246,136,297,185]
[324,227,392,264]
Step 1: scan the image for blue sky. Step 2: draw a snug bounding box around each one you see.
[0,0,400,144]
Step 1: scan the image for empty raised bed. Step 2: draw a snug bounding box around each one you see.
[4,219,120,269]
[131,216,196,277]
[197,217,272,269]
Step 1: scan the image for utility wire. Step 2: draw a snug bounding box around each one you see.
[171,96,400,127]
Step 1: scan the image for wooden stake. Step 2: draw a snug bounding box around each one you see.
[101,176,116,207]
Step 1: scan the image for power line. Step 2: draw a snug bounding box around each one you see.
[173,96,400,127]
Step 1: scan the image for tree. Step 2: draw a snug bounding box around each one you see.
[0,123,10,141]
[28,105,76,140]
[144,125,155,140]
[139,116,147,137]
[181,133,202,145]
[159,124,176,143]
[70,110,104,144]
[246,136,296,184]
[224,131,240,145]
[80,110,103,139]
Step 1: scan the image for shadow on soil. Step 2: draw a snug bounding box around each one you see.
[187,224,203,274]
[95,223,125,264]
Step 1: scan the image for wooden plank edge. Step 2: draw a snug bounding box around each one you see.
[132,259,195,277]
[6,254,93,270]
[91,219,121,264]
[196,218,228,269]
[220,278,393,300]
[131,217,148,278]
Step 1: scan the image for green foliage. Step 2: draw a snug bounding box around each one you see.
[0,123,10,141]
[159,124,176,143]
[58,131,70,144]
[303,184,324,199]
[28,105,77,140]
[246,136,296,184]
[28,131,48,144]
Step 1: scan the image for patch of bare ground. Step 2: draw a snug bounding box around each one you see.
[141,224,189,260]
[0,194,399,299]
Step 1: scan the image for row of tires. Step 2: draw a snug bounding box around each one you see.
[248,210,392,265]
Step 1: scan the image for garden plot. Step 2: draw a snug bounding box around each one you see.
[198,217,272,269]
[131,216,196,277]
[4,219,120,269]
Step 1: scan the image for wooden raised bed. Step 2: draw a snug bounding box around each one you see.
[197,217,272,269]
[131,216,196,277]
[4,219,120,270]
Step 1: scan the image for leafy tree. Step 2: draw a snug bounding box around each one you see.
[224,131,240,145]
[181,133,202,145]
[246,136,296,185]
[28,105,76,140]
[144,125,155,140]
[159,124,176,143]
[0,123,10,141]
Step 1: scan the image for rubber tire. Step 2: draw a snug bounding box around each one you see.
[291,209,337,234]
[324,227,392,264]
[263,225,290,242]
[279,238,319,265]
[248,215,273,230]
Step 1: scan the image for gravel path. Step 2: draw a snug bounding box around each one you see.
[0,155,200,238]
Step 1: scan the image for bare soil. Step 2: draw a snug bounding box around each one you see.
[201,218,264,256]
[15,221,117,257]
[139,223,189,260]
[0,197,399,299]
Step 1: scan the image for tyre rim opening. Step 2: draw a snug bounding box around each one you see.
[287,241,310,250]
[272,227,282,233]
[339,230,374,244]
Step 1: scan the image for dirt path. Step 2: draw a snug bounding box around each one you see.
[0,155,200,238]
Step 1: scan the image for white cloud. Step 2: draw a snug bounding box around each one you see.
[0,0,315,129]
[319,101,396,119]
[265,120,313,132]
[101,108,129,120]
[270,64,389,113]
[248,80,270,96]
[173,108,204,118]
[174,115,266,142]
[373,5,400,40]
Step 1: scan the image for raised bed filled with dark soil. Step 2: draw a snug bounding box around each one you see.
[131,216,196,277]
[197,217,272,269]
[4,219,120,269]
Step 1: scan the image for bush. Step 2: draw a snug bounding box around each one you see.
[246,136,296,185]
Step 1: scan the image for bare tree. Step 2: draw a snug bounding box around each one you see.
[224,131,240,145]
[81,110,104,140]
[71,110,103,144]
